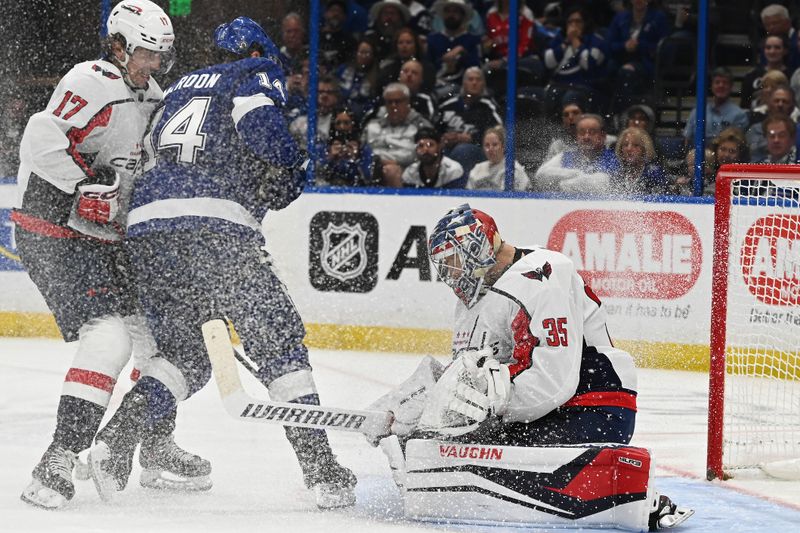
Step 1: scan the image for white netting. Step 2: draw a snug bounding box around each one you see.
[722,177,800,472]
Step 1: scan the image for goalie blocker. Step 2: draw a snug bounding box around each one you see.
[392,438,689,532]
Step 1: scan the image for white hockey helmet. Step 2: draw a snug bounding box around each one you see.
[106,1,175,72]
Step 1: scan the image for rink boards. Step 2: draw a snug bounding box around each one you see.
[0,184,791,373]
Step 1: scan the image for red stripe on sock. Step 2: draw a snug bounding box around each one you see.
[65,368,116,393]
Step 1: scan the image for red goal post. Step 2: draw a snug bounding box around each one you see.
[707,164,800,481]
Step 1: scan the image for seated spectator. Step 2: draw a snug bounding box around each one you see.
[427,0,483,91]
[336,38,381,116]
[363,82,434,186]
[683,67,749,146]
[618,102,656,135]
[712,127,750,171]
[280,12,309,74]
[747,84,796,161]
[401,0,434,36]
[534,113,621,193]
[285,58,310,121]
[612,127,670,195]
[759,112,797,163]
[606,0,670,113]
[758,4,800,71]
[430,0,485,36]
[466,126,531,190]
[375,27,436,95]
[366,0,412,63]
[676,147,717,196]
[399,58,439,122]
[317,129,381,187]
[289,75,341,151]
[482,1,539,76]
[320,0,358,69]
[740,35,792,111]
[543,6,609,117]
[439,66,503,176]
[544,95,586,160]
[751,70,792,122]
[402,127,465,188]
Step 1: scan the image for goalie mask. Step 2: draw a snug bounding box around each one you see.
[428,204,502,308]
[106,0,176,84]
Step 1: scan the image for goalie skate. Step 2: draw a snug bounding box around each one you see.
[649,494,694,531]
[20,445,77,510]
[139,434,212,491]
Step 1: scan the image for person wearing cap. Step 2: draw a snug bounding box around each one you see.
[365,0,412,63]
[402,126,466,188]
[683,67,749,146]
[427,0,483,89]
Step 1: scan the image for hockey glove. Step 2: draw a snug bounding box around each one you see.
[259,157,309,210]
[482,358,511,417]
[76,171,121,224]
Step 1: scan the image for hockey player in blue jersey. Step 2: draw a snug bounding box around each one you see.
[86,17,357,508]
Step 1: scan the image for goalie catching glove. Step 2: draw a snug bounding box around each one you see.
[417,348,510,437]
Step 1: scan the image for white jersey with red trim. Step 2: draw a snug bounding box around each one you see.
[450,245,637,425]
[15,59,162,241]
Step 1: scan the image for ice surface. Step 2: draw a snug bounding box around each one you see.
[1,337,799,532]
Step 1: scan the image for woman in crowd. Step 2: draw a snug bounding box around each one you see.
[466,126,531,190]
[375,27,435,96]
[336,38,381,116]
[612,127,670,194]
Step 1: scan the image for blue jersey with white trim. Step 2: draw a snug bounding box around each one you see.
[128,56,300,238]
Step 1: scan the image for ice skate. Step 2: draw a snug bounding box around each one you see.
[88,390,147,502]
[649,493,694,530]
[20,444,77,510]
[139,433,212,491]
[300,452,357,509]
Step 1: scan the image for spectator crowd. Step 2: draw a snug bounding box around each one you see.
[4,1,800,198]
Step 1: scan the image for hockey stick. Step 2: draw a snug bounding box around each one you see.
[202,319,393,437]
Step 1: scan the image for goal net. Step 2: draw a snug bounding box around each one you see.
[707,164,800,481]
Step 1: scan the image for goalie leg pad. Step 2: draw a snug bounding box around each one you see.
[403,439,654,531]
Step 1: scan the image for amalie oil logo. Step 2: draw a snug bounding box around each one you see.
[741,214,800,306]
[547,210,702,299]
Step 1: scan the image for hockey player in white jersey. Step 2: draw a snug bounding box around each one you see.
[14,1,210,510]
[371,203,693,530]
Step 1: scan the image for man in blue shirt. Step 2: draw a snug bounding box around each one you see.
[87,17,357,509]
[534,114,620,193]
[683,67,749,146]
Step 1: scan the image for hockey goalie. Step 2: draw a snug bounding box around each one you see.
[368,204,694,532]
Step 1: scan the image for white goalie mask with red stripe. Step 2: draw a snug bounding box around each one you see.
[428,204,502,308]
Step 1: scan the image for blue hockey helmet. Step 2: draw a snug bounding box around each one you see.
[428,204,502,308]
[214,17,280,62]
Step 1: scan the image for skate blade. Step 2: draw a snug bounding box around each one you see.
[87,442,117,503]
[20,479,68,510]
[312,483,356,509]
[139,470,213,492]
[659,507,695,529]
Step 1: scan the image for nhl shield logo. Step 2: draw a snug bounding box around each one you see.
[321,222,368,281]
[310,211,378,292]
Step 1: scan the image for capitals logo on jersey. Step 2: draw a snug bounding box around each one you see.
[522,262,552,281]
